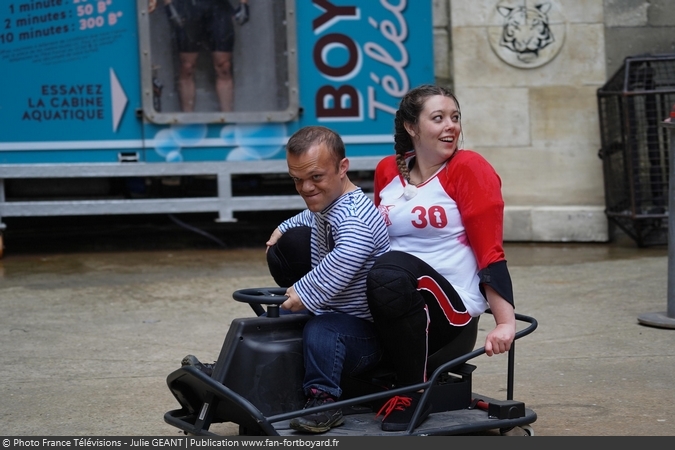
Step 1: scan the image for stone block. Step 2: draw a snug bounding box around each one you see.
[604,0,649,27]
[555,0,604,23]
[433,0,449,28]
[531,206,609,242]
[452,26,502,87]
[454,24,605,88]
[503,206,609,242]
[604,28,675,77]
[529,85,601,148]
[649,0,675,26]
[434,28,451,80]
[457,87,531,148]
[547,23,607,85]
[476,146,606,207]
[504,207,533,241]
[453,0,603,25]
[449,0,491,27]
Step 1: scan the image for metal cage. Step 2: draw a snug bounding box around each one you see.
[597,53,675,246]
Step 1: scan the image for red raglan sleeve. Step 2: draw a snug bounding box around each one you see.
[447,151,514,306]
[373,155,400,207]
[448,152,505,268]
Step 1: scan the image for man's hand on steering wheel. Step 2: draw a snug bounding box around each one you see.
[281,286,306,312]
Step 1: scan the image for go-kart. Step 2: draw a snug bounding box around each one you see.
[164,287,538,436]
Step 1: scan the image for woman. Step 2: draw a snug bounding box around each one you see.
[366,84,517,431]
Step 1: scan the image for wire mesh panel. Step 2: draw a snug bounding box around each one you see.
[598,53,675,246]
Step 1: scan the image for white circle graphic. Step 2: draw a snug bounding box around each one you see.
[487,0,566,69]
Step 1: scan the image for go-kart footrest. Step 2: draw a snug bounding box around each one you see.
[485,399,526,420]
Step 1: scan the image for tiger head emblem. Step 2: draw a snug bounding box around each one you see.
[497,2,555,64]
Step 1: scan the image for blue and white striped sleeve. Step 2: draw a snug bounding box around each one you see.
[278,209,314,233]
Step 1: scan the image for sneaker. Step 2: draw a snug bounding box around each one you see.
[289,389,344,434]
[181,354,215,377]
[375,391,431,431]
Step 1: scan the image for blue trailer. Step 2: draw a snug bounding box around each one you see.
[0,0,434,255]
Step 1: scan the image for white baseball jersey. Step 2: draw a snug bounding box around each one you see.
[374,150,507,316]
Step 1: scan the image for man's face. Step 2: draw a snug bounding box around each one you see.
[287,142,348,213]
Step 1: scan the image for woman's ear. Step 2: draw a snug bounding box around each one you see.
[404,122,416,138]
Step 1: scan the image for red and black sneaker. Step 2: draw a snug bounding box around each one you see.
[376,391,432,431]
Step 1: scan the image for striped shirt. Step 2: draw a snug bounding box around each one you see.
[277,188,390,321]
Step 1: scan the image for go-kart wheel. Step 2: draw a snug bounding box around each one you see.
[500,425,533,436]
[232,287,289,305]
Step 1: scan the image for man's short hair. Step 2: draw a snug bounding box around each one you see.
[286,126,346,166]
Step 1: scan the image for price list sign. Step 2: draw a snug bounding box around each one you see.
[0,0,140,154]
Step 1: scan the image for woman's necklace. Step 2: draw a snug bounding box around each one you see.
[403,157,420,200]
[403,153,456,200]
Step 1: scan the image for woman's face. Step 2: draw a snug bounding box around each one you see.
[406,94,461,163]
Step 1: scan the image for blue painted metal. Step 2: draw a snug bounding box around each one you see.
[0,1,433,164]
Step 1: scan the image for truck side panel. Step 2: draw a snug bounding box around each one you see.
[0,1,433,229]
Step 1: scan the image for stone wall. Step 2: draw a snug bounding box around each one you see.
[604,0,675,78]
[435,0,608,242]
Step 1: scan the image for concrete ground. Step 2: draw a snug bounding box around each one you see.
[0,215,673,436]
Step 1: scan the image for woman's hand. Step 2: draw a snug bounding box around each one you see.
[484,323,515,356]
[483,285,516,356]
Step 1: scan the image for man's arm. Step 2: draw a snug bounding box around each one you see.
[291,215,383,314]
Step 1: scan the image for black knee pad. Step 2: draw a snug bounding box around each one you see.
[367,267,420,319]
[267,226,312,287]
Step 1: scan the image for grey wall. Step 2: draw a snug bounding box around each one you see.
[604,0,675,78]
[439,0,675,242]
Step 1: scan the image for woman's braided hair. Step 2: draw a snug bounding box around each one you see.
[394,84,460,183]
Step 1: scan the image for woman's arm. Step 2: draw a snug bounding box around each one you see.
[483,285,516,356]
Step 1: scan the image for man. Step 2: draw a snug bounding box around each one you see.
[266,126,390,433]
[149,0,249,112]
[184,126,390,434]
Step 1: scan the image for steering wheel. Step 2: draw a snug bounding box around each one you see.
[232,287,289,317]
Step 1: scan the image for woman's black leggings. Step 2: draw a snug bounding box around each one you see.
[366,250,474,386]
